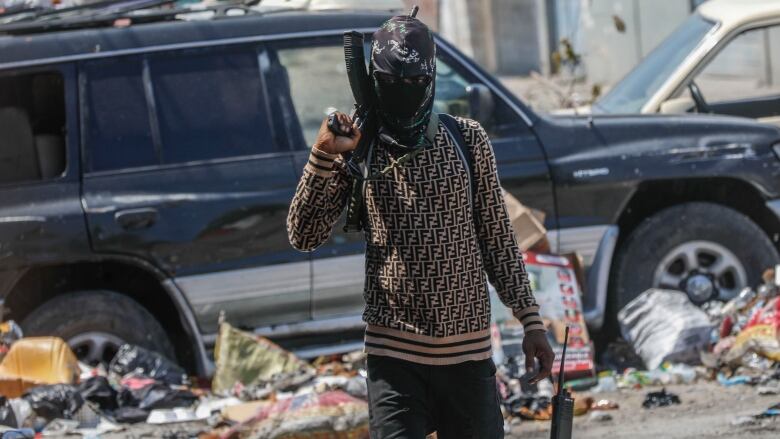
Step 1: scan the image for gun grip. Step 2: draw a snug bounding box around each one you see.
[327,113,352,137]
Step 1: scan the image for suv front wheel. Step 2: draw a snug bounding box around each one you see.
[21,290,176,366]
[612,202,779,313]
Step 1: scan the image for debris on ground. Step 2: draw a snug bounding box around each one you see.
[212,320,315,396]
[642,388,681,409]
[109,344,187,386]
[618,289,713,370]
[0,337,80,398]
[1,262,779,438]
[588,411,613,422]
[504,262,780,436]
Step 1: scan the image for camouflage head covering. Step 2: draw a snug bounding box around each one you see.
[370,14,436,148]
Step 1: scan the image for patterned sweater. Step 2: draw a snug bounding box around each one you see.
[287,116,544,365]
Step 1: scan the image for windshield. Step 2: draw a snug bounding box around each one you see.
[594,13,716,114]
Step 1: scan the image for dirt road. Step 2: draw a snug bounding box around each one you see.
[510,382,780,439]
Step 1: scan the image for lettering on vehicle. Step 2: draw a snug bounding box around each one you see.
[572,168,610,179]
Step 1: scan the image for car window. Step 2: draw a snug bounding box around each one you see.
[268,38,524,147]
[595,13,715,114]
[83,57,158,172]
[0,70,67,183]
[434,57,472,118]
[149,47,275,164]
[269,41,354,148]
[694,25,780,103]
[435,50,528,139]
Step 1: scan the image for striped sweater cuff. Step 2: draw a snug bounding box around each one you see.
[513,305,546,333]
[305,146,340,177]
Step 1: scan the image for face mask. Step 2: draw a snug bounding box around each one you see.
[373,74,431,118]
[370,15,436,147]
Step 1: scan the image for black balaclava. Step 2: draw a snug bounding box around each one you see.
[370,14,436,148]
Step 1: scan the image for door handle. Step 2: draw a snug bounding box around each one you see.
[114,208,158,230]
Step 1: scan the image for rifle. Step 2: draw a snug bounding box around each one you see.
[327,29,377,233]
[328,6,420,233]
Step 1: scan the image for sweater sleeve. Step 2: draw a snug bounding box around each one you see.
[457,117,545,333]
[286,146,354,252]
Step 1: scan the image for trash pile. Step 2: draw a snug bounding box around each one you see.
[0,318,375,438]
[614,265,780,391]
[1,181,778,437]
[489,256,780,432]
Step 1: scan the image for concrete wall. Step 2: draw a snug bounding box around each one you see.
[491,0,550,75]
[433,0,696,85]
[578,0,690,85]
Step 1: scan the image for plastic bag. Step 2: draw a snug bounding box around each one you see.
[0,397,17,427]
[118,382,197,411]
[77,376,118,411]
[22,384,83,420]
[618,289,713,369]
[109,345,185,385]
[725,296,780,365]
[113,406,150,424]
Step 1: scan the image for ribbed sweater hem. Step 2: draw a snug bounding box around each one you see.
[362,323,493,366]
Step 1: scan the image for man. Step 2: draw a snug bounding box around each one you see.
[287,12,554,439]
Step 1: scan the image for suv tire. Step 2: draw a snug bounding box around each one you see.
[21,290,175,365]
[611,202,779,313]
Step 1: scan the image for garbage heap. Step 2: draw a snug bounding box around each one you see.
[489,262,780,431]
[0,319,378,438]
[0,266,779,437]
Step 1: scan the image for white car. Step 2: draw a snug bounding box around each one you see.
[592,0,780,127]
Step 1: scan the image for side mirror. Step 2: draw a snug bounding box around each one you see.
[659,96,694,114]
[466,83,495,125]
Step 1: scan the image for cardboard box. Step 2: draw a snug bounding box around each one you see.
[502,189,547,252]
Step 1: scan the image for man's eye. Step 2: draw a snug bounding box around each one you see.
[407,76,430,85]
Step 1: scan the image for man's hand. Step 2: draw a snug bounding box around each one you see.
[313,111,361,155]
[522,329,555,385]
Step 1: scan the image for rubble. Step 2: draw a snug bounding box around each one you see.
[0,260,777,438]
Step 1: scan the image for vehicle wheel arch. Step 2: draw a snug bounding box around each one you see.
[613,177,780,253]
[3,256,208,375]
[596,177,780,342]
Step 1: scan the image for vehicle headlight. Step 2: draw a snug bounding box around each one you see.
[774,142,780,160]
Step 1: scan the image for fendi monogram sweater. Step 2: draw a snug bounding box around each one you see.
[287,116,544,365]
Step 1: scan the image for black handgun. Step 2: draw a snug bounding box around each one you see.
[550,326,574,439]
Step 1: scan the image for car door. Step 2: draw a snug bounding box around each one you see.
[0,65,90,272]
[263,36,366,321]
[681,23,780,126]
[80,47,310,335]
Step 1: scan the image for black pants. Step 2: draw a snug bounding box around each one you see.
[366,353,504,439]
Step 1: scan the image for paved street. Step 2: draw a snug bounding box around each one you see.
[511,382,780,439]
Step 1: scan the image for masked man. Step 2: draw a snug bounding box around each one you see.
[287,13,554,439]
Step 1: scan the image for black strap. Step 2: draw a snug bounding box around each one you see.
[439,113,477,210]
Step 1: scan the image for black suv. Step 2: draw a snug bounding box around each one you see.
[1,7,779,375]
